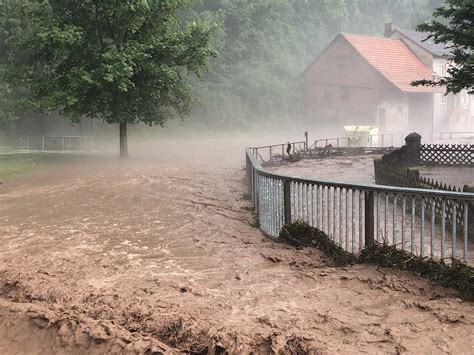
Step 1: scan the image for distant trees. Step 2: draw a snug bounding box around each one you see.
[412,0,474,94]
[0,0,447,141]
[189,0,446,127]
[10,0,215,157]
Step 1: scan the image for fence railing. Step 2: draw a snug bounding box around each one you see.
[251,141,306,164]
[314,132,410,148]
[373,159,469,229]
[18,136,94,151]
[313,131,474,149]
[374,135,473,230]
[437,131,474,140]
[246,145,474,264]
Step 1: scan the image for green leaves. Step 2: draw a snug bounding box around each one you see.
[412,0,474,94]
[9,0,216,127]
[187,0,446,126]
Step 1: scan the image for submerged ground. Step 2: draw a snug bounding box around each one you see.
[0,136,473,354]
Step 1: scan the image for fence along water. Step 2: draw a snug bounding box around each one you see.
[246,136,474,264]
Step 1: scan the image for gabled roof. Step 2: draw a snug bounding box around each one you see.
[341,33,436,93]
[391,28,452,57]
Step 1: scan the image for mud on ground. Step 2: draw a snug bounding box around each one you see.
[0,137,473,354]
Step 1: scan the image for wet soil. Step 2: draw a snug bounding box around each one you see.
[0,137,473,354]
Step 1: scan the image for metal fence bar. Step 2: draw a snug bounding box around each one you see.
[441,200,446,259]
[431,199,436,258]
[452,202,457,259]
[402,196,406,251]
[376,193,380,241]
[384,193,388,243]
[393,195,397,245]
[359,190,363,250]
[328,187,332,238]
[421,198,425,257]
[463,202,468,262]
[352,190,356,253]
[411,197,415,254]
[333,188,337,241]
[245,146,473,264]
[345,188,349,250]
[339,188,343,246]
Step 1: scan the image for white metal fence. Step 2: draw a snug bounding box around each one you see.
[313,131,474,148]
[246,138,474,264]
[18,136,94,151]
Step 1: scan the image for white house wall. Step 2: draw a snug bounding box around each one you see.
[377,91,410,133]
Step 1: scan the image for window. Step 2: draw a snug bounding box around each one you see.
[397,106,403,116]
[440,63,447,77]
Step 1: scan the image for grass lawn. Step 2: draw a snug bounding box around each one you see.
[0,152,83,180]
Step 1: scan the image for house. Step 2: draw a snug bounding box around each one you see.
[304,26,473,135]
[386,23,473,132]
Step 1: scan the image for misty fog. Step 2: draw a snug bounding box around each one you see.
[1,1,474,354]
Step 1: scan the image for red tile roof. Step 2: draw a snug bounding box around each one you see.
[342,33,437,93]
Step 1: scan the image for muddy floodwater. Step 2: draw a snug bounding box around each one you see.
[269,154,380,184]
[0,137,473,354]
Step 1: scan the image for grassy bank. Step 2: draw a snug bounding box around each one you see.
[0,152,82,180]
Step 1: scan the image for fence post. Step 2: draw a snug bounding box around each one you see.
[364,191,375,247]
[463,184,474,238]
[283,179,292,225]
[404,132,422,165]
[42,136,45,151]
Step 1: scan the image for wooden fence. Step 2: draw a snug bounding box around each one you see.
[374,159,467,228]
[420,144,474,166]
[374,140,473,232]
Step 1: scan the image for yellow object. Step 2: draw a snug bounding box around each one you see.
[343,126,378,147]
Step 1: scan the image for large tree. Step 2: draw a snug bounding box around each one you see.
[10,0,215,157]
[412,0,474,94]
[0,1,27,133]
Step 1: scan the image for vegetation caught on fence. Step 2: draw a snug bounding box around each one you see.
[280,221,474,301]
[279,220,357,266]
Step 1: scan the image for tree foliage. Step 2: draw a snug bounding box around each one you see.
[9,0,216,154]
[0,1,26,131]
[411,0,474,94]
[188,0,445,127]
[1,0,447,136]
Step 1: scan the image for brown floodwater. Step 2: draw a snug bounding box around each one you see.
[0,136,473,354]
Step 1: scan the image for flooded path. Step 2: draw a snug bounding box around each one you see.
[269,154,380,184]
[0,137,473,354]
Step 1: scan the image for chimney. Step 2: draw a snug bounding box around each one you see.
[384,23,395,37]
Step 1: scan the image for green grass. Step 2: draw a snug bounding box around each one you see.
[0,152,82,180]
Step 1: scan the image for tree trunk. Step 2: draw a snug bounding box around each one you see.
[119,122,129,158]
